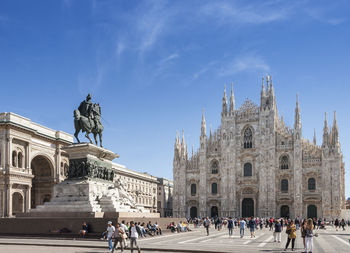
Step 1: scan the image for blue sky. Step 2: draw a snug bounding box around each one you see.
[1,0,349,197]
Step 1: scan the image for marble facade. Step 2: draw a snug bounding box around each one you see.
[173,77,346,220]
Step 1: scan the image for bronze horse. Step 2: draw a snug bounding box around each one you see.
[74,103,104,147]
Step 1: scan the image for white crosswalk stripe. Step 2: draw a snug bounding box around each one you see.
[331,235,350,247]
[258,235,274,247]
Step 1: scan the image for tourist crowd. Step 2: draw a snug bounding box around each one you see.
[187,216,349,252]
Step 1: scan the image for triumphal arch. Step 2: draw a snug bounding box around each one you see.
[0,112,72,217]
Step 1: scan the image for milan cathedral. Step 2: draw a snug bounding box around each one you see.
[173,76,345,219]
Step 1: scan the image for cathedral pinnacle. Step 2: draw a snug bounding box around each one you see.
[229,82,235,114]
[332,111,339,147]
[270,76,274,96]
[261,76,265,96]
[201,109,206,136]
[322,112,329,147]
[313,129,317,145]
[222,84,228,117]
[294,93,301,130]
[266,75,270,91]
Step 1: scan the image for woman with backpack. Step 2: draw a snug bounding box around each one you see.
[284,220,296,251]
[304,218,314,253]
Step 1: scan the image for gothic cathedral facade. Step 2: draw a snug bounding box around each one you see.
[173,77,346,219]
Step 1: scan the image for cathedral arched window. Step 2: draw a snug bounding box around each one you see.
[243,127,253,149]
[191,184,197,196]
[280,155,289,170]
[211,160,219,174]
[18,152,23,168]
[243,163,252,177]
[281,179,288,192]
[308,178,316,191]
[12,151,17,167]
[211,183,218,195]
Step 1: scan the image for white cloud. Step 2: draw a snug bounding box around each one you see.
[199,1,290,25]
[304,7,347,25]
[153,53,179,78]
[160,53,179,64]
[193,60,219,80]
[219,55,270,76]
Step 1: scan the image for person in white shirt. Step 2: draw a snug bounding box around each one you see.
[129,221,141,253]
[120,220,129,248]
[106,221,115,252]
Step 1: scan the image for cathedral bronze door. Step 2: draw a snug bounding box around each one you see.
[211,206,218,217]
[190,207,197,218]
[280,205,290,218]
[307,205,317,218]
[242,198,254,217]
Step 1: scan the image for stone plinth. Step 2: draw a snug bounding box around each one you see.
[29,143,145,214]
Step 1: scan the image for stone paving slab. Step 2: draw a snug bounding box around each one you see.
[0,227,349,253]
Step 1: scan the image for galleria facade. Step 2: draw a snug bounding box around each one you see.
[173,77,346,219]
[0,112,173,217]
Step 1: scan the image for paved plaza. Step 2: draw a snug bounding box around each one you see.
[0,226,349,253]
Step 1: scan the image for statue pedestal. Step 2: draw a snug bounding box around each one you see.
[30,143,147,214]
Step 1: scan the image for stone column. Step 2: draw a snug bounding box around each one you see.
[55,144,61,182]
[5,183,12,217]
[0,189,4,217]
[25,142,31,169]
[25,185,31,212]
[6,136,12,171]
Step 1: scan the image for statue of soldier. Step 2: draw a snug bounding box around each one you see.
[78,94,93,119]
[74,94,104,146]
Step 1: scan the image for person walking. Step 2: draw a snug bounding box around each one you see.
[340,219,346,231]
[334,218,339,231]
[106,221,115,253]
[301,220,307,249]
[249,217,256,238]
[120,221,129,248]
[129,221,141,253]
[227,217,234,236]
[284,220,296,251]
[203,217,210,236]
[274,220,282,243]
[239,218,246,238]
[304,218,314,253]
[112,223,124,253]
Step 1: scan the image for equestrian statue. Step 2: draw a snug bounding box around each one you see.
[74,94,104,147]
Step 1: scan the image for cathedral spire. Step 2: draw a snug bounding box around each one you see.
[313,129,317,145]
[181,129,186,156]
[322,112,329,147]
[201,109,206,137]
[261,76,265,96]
[332,111,339,147]
[229,82,235,115]
[270,75,275,97]
[222,84,228,117]
[266,75,270,92]
[294,94,301,130]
